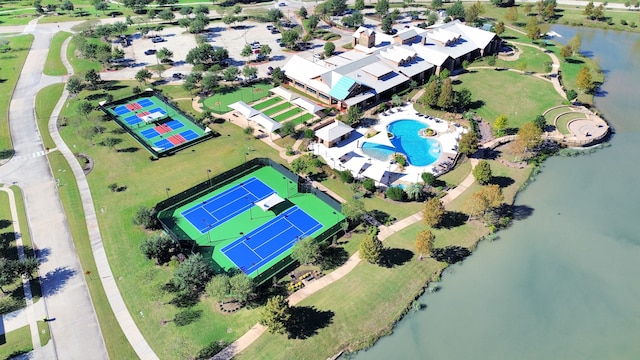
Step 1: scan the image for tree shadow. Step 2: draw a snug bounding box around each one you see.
[468,99,485,110]
[431,246,471,264]
[369,209,394,225]
[380,248,414,268]
[512,204,534,220]
[319,246,348,271]
[41,267,77,297]
[287,306,334,339]
[441,211,467,229]
[35,247,51,263]
[116,147,140,153]
[566,58,584,64]
[0,219,12,230]
[490,176,515,188]
[168,291,200,308]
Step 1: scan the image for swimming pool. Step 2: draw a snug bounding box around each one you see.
[362,120,441,166]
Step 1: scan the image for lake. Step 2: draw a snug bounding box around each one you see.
[355,26,640,359]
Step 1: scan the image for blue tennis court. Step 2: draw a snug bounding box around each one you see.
[114,106,130,115]
[141,128,160,139]
[180,130,199,141]
[221,206,322,275]
[138,98,154,107]
[165,120,184,130]
[154,139,173,150]
[181,178,275,233]
[125,115,142,126]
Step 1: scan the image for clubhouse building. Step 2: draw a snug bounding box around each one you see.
[282,20,501,110]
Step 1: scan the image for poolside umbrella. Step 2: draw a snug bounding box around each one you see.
[361,162,390,185]
[343,155,369,176]
[365,130,395,149]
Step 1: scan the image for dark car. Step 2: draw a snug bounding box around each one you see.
[267,66,274,75]
[144,49,156,55]
[172,73,184,80]
[151,37,164,43]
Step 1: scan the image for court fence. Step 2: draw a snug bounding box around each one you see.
[155,158,347,285]
[99,90,215,157]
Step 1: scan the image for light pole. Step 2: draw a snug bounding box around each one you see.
[207,169,211,186]
[165,187,170,198]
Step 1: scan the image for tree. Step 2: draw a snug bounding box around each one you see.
[431,0,443,8]
[341,198,366,224]
[493,114,508,136]
[391,94,403,107]
[222,66,239,82]
[427,12,438,26]
[267,8,283,23]
[123,0,153,13]
[560,45,573,58]
[473,160,492,185]
[583,1,595,17]
[354,0,365,10]
[229,273,255,303]
[243,66,258,82]
[437,78,454,110]
[423,197,445,227]
[61,0,74,12]
[363,178,377,193]
[206,274,231,302]
[173,253,214,294]
[156,47,173,64]
[462,185,504,219]
[422,172,436,187]
[577,66,595,93]
[446,1,465,19]
[381,16,393,34]
[140,232,177,265]
[513,121,542,160]
[77,101,93,120]
[158,9,175,22]
[132,206,157,229]
[179,6,192,17]
[505,6,518,22]
[281,29,300,49]
[415,230,435,258]
[95,1,108,14]
[533,115,546,131]
[298,6,308,19]
[78,124,98,146]
[291,237,322,265]
[494,21,505,36]
[525,17,541,40]
[135,69,152,85]
[112,47,125,60]
[331,0,348,15]
[359,227,383,264]
[66,76,83,95]
[259,44,272,59]
[260,295,291,335]
[421,80,440,108]
[566,89,578,101]
[592,4,605,20]
[0,258,17,293]
[271,67,285,86]
[15,257,39,280]
[406,183,423,201]
[186,44,229,66]
[458,131,479,156]
[376,0,389,16]
[455,87,472,111]
[240,43,253,63]
[324,41,335,58]
[568,35,582,56]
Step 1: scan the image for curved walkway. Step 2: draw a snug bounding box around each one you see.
[53,36,160,360]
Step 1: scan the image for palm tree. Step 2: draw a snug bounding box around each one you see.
[406,183,423,201]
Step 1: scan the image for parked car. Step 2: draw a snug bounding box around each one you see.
[278,2,286,6]
[267,66,274,75]
[267,25,274,30]
[271,28,280,34]
[144,49,156,55]
[151,37,164,43]
[172,73,185,79]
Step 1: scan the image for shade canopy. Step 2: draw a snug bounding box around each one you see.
[269,86,298,102]
[315,120,353,143]
[361,162,389,184]
[365,130,395,148]
[249,113,282,132]
[343,156,369,175]
[229,101,259,118]
[255,193,285,211]
[292,97,324,114]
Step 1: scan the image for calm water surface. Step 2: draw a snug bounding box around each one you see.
[355,26,640,359]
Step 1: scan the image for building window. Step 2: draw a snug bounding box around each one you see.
[319,93,330,100]
[308,88,317,95]
[295,81,304,88]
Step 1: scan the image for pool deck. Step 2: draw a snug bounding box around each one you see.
[311,104,465,187]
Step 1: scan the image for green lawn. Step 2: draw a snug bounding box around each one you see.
[0,9,35,26]
[0,34,34,153]
[202,84,272,114]
[44,31,71,76]
[287,113,314,127]
[560,55,604,105]
[237,221,448,359]
[543,106,572,122]
[56,81,287,358]
[0,325,32,359]
[556,112,586,135]
[262,102,293,116]
[38,320,51,346]
[252,97,282,110]
[471,43,553,74]
[438,158,471,188]
[35,83,65,150]
[273,107,304,122]
[453,69,564,129]
[66,36,102,75]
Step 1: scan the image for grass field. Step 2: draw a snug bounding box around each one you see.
[38,320,51,346]
[202,83,272,114]
[66,36,102,75]
[43,31,71,76]
[560,55,604,104]
[0,325,32,359]
[543,105,573,122]
[0,34,34,153]
[262,102,293,117]
[35,83,65,150]
[556,112,587,135]
[56,80,287,357]
[252,97,282,110]
[0,9,35,26]
[472,43,554,74]
[273,107,304,122]
[452,69,564,129]
[287,113,314,127]
[438,158,472,188]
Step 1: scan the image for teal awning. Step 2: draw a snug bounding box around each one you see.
[329,76,357,101]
